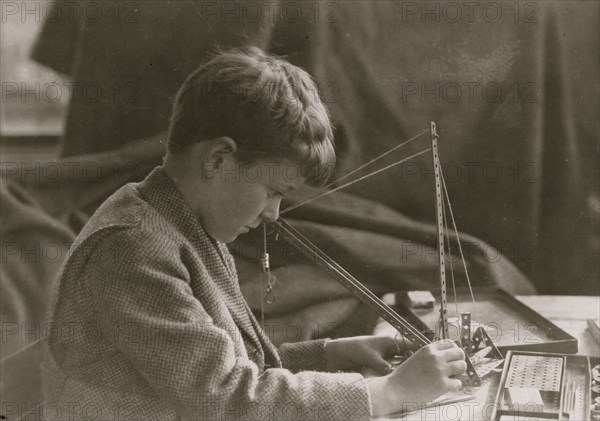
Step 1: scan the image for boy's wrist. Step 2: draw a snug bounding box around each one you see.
[323,338,342,372]
[365,376,389,417]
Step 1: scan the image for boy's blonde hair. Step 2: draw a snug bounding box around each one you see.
[167,47,335,186]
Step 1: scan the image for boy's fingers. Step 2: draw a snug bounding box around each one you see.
[375,358,394,375]
[393,335,417,351]
[434,339,457,350]
[365,349,394,374]
[445,378,463,392]
[443,347,466,362]
[446,360,468,376]
[372,336,403,355]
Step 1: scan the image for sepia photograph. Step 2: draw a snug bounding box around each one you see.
[1,1,598,420]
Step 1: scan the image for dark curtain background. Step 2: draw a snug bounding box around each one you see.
[30,0,598,294]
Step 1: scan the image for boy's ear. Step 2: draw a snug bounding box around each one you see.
[218,137,237,155]
[207,137,237,163]
[203,137,238,178]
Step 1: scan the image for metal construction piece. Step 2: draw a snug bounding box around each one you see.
[461,312,473,354]
[472,326,503,359]
[430,122,483,388]
[430,121,449,341]
[271,219,431,347]
[268,122,503,390]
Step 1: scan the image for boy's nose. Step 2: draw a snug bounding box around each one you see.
[261,198,281,223]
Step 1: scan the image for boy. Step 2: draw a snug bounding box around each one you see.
[42,47,466,420]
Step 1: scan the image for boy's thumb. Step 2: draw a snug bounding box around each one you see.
[371,354,393,375]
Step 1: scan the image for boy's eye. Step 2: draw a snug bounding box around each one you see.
[269,189,283,198]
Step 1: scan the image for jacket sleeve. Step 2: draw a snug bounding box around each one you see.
[279,340,329,373]
[84,228,372,421]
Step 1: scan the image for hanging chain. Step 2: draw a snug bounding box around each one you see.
[261,223,277,305]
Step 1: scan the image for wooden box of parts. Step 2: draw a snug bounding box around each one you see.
[490,350,598,421]
[382,286,578,354]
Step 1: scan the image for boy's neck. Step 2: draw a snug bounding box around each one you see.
[162,152,207,221]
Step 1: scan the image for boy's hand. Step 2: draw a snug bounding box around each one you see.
[366,340,467,417]
[324,335,415,374]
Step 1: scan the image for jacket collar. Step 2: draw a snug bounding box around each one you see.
[136,166,276,364]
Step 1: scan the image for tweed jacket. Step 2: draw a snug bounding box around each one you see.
[42,167,371,421]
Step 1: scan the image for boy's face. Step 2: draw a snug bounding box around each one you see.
[199,157,305,243]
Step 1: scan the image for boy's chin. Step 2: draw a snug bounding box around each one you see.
[225,234,240,244]
[220,231,245,244]
[208,227,250,244]
[205,230,235,244]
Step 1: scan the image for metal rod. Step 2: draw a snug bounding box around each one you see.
[431,121,449,340]
[271,218,431,346]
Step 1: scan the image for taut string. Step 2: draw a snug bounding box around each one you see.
[281,148,431,215]
[323,129,428,189]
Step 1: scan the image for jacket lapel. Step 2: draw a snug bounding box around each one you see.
[242,299,282,368]
[137,167,268,366]
[216,243,281,367]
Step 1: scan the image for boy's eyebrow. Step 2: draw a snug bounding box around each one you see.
[284,181,307,192]
[272,179,303,192]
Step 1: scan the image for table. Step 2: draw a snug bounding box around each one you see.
[376,295,600,420]
[515,295,600,357]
